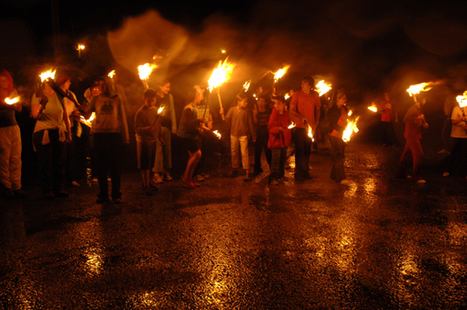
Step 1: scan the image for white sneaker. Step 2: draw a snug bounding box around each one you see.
[194,174,205,182]
[416,179,426,184]
[164,172,173,181]
[153,173,163,184]
[339,179,350,184]
[442,172,449,177]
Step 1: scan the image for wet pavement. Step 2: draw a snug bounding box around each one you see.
[1,142,467,309]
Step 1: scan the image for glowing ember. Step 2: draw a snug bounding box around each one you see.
[287,122,296,129]
[213,130,222,139]
[284,93,290,100]
[39,69,56,83]
[456,91,467,108]
[343,116,359,143]
[348,110,353,117]
[207,58,236,92]
[407,82,435,97]
[76,44,85,51]
[307,125,314,142]
[273,65,290,83]
[80,112,96,127]
[221,49,226,54]
[316,80,332,97]
[157,106,164,114]
[243,81,250,92]
[108,70,116,79]
[5,96,19,105]
[138,63,157,81]
[368,102,378,112]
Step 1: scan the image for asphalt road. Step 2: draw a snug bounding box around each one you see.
[1,142,466,309]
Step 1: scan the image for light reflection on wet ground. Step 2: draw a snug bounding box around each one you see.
[1,143,466,308]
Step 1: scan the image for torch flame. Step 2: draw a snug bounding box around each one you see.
[76,44,85,51]
[307,125,314,142]
[316,80,332,97]
[108,70,116,79]
[39,69,56,83]
[273,65,290,83]
[5,96,19,105]
[284,93,290,100]
[157,106,164,114]
[80,112,96,127]
[243,81,251,92]
[287,122,296,129]
[407,82,434,97]
[368,102,378,112]
[213,130,222,139]
[207,58,236,92]
[456,91,467,108]
[138,63,157,81]
[343,115,359,143]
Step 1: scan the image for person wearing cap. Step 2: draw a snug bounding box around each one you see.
[31,68,73,199]
[289,76,321,181]
[0,69,26,199]
[84,77,129,204]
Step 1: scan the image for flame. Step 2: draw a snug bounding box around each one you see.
[39,69,56,83]
[407,82,435,97]
[207,58,236,92]
[80,112,96,127]
[343,116,359,143]
[221,49,226,54]
[456,91,467,108]
[157,106,164,114]
[243,81,250,92]
[368,102,377,112]
[307,125,314,142]
[287,122,296,129]
[273,65,290,83]
[108,70,116,79]
[316,80,332,97]
[213,130,222,139]
[5,96,19,105]
[76,44,85,51]
[138,63,157,81]
[284,93,290,100]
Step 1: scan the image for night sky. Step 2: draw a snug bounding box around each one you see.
[2,0,467,103]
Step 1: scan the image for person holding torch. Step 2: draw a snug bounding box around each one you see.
[0,69,26,199]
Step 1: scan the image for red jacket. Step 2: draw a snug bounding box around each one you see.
[268,108,292,148]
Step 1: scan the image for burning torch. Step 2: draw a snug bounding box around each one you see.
[138,63,157,90]
[207,57,236,121]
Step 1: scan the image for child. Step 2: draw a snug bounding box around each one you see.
[267,96,292,185]
[253,95,272,175]
[134,88,161,195]
[224,93,257,181]
[178,87,204,188]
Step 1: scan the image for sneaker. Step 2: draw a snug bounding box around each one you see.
[194,174,205,182]
[112,197,122,204]
[96,196,110,204]
[339,179,350,184]
[92,178,98,183]
[54,190,69,198]
[164,172,173,181]
[201,173,210,179]
[442,172,450,177]
[149,181,159,191]
[191,179,201,187]
[226,170,238,178]
[416,179,426,184]
[1,188,15,200]
[153,173,163,184]
[181,177,196,189]
[438,149,450,154]
[71,181,80,187]
[13,189,27,199]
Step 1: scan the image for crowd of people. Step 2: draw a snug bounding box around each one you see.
[1,66,466,202]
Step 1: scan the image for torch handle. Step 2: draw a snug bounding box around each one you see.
[217,91,225,121]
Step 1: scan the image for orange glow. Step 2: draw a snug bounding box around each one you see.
[5,96,19,105]
[108,70,116,79]
[39,69,56,83]
[456,91,467,108]
[307,125,314,142]
[343,115,359,143]
[243,80,250,92]
[157,106,164,114]
[406,82,435,97]
[284,93,290,100]
[207,58,236,92]
[138,63,157,81]
[76,44,85,51]
[273,65,290,83]
[316,80,332,97]
[368,102,378,112]
[213,130,222,139]
[80,112,96,127]
[287,122,296,129]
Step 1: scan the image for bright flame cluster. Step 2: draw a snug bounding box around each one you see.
[108,70,116,79]
[157,106,164,114]
[307,125,314,142]
[407,82,434,97]
[243,81,250,92]
[5,96,19,105]
[456,91,467,108]
[273,65,290,83]
[76,44,85,51]
[138,63,157,81]
[208,58,236,92]
[316,80,332,97]
[343,115,359,143]
[39,69,56,83]
[368,102,378,112]
[213,130,222,139]
[80,112,96,127]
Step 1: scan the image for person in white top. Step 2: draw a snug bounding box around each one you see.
[443,101,467,177]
